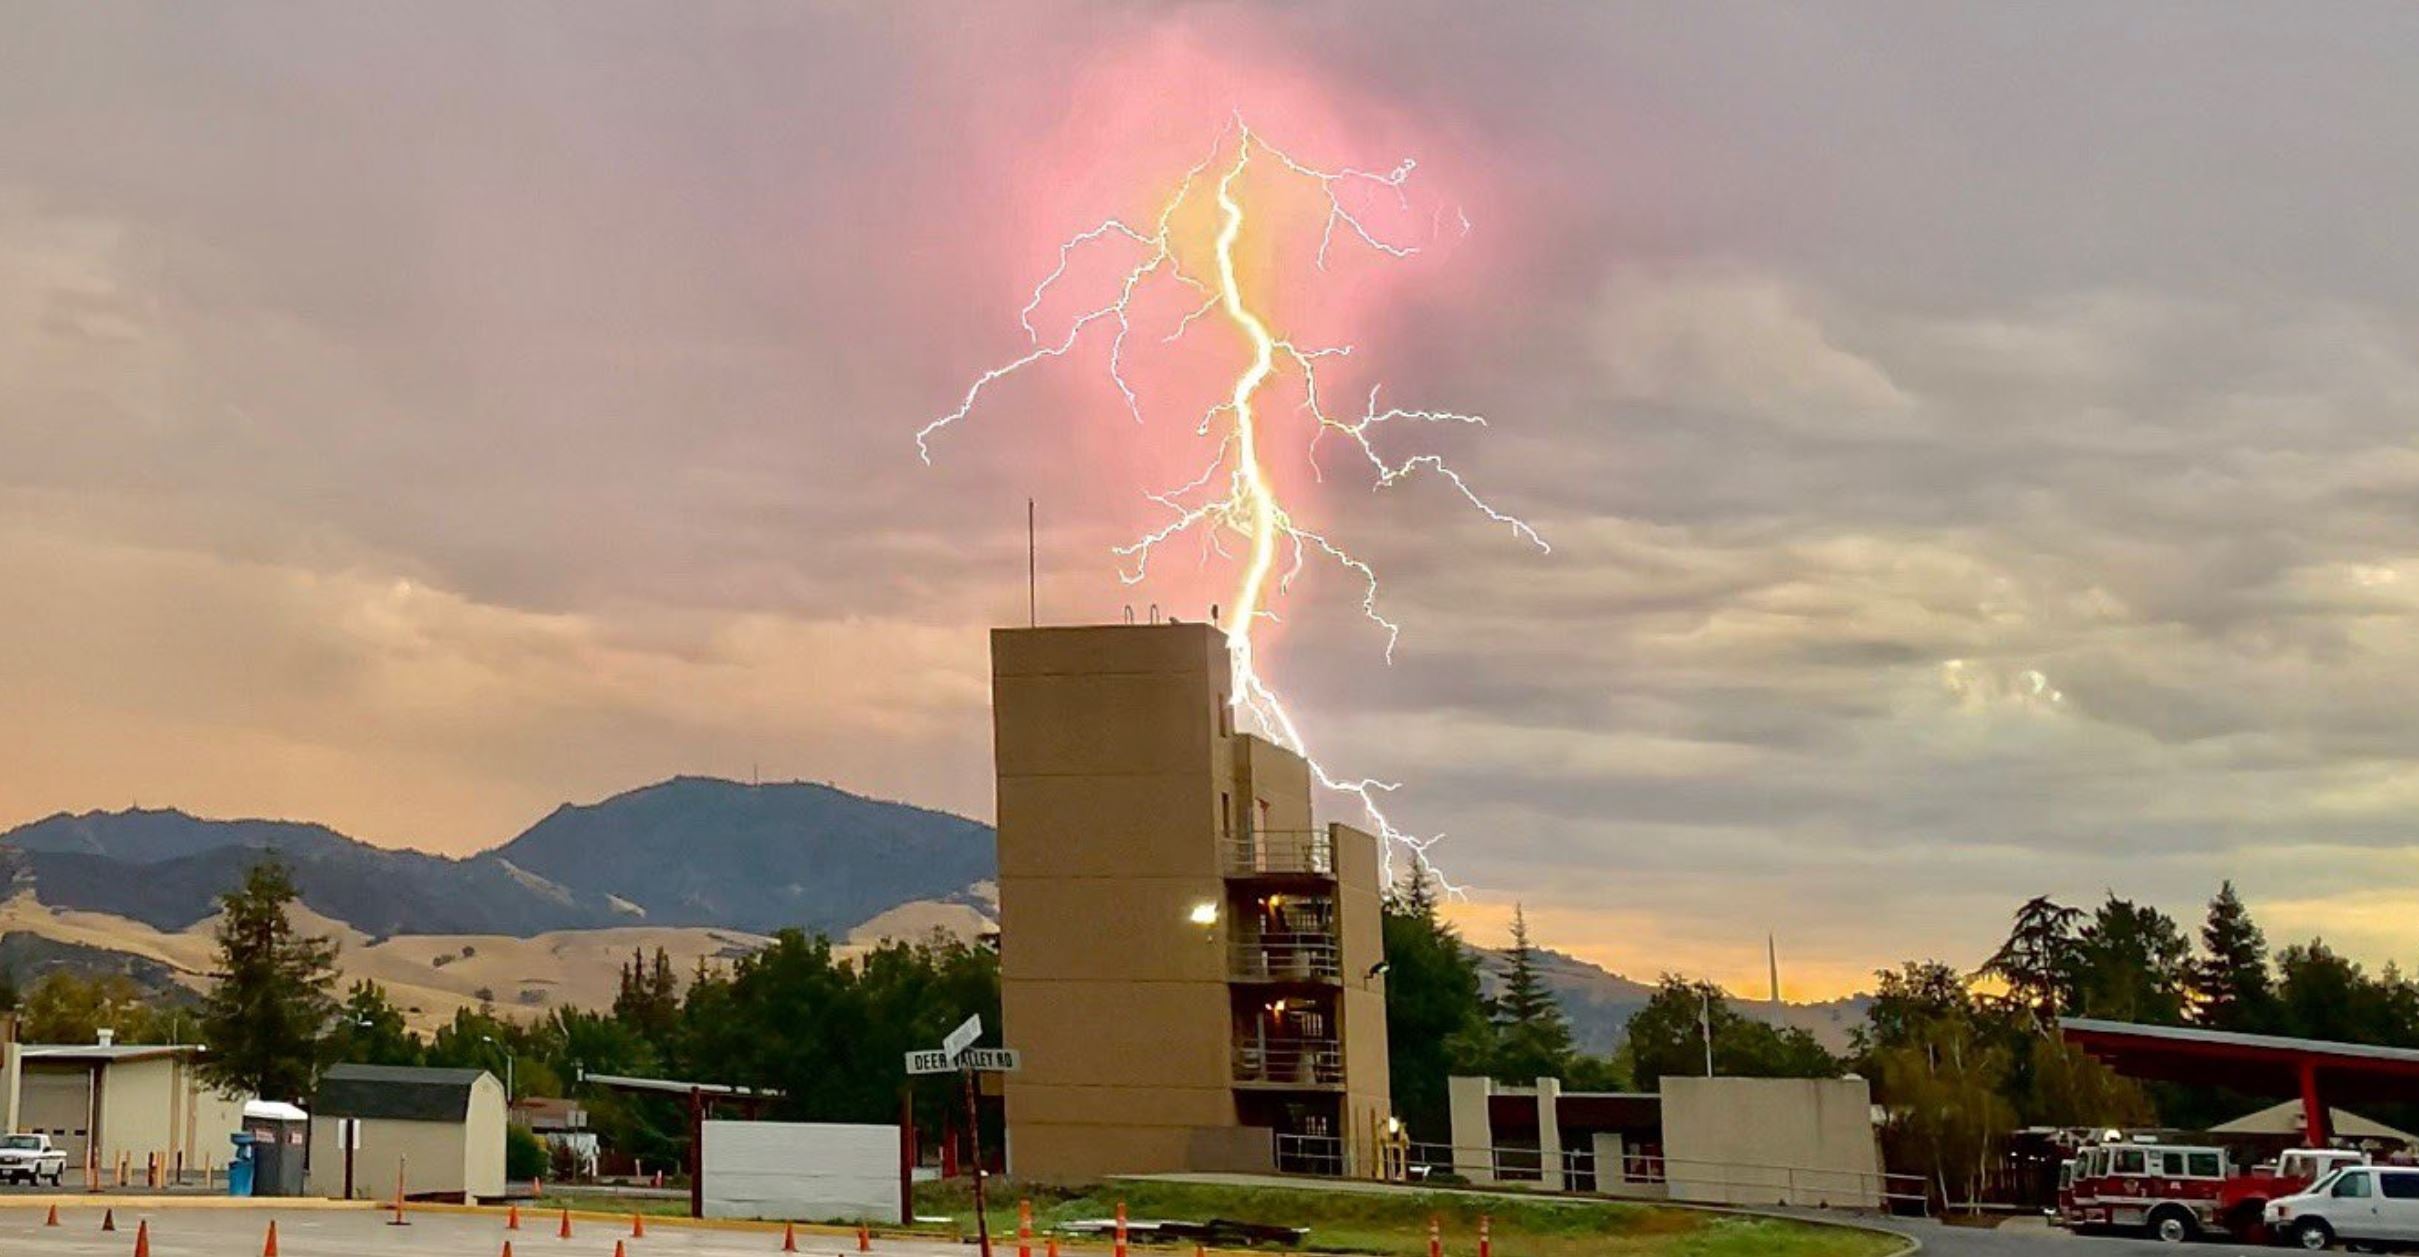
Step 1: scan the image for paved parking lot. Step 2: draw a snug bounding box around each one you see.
[0,1205,950,1257]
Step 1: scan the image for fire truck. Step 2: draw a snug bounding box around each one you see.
[2066,1137,2367,1242]
[2067,1139,2231,1241]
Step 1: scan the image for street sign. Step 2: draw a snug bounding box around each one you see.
[960,1048,1021,1072]
[942,1014,983,1061]
[904,1049,957,1075]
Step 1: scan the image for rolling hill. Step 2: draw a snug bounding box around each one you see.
[0,776,996,940]
[1,777,1863,1048]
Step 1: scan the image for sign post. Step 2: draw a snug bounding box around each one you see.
[904,1016,1023,1257]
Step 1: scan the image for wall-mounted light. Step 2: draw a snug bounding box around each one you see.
[1188,901,1220,926]
[1366,961,1392,979]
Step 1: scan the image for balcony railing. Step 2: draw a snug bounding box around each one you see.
[1233,1040,1344,1085]
[1224,829,1333,877]
[1230,932,1342,981]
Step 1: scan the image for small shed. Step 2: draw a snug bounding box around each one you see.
[309,1064,506,1203]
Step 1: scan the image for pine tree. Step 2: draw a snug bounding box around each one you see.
[1491,905,1575,1082]
[2073,894,2192,1024]
[2189,881,2276,1032]
[195,860,340,1102]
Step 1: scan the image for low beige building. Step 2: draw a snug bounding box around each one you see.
[309,1064,507,1202]
[1448,1073,1886,1208]
[0,1031,250,1181]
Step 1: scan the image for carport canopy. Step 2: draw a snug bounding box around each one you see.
[2062,1017,2419,1146]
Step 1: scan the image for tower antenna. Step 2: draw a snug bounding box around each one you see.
[1027,498,1038,628]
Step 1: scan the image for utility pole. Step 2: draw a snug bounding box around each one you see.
[1027,498,1038,628]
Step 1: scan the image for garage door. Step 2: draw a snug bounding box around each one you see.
[19,1068,93,1170]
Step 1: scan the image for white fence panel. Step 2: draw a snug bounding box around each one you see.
[700,1120,899,1223]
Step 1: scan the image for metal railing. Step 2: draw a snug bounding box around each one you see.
[1230,932,1342,980]
[1233,1040,1344,1085]
[1272,1136,1929,1216]
[1276,1132,1348,1176]
[1223,829,1333,877]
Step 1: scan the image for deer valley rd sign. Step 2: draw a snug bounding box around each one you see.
[904,1047,1022,1074]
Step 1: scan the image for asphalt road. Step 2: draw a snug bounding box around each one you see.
[1868,1215,2276,1257]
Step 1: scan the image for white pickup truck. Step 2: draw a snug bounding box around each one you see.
[0,1133,67,1186]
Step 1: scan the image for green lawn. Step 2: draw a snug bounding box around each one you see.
[906,1180,1904,1257]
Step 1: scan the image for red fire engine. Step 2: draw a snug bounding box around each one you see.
[2066,1137,2366,1242]
[2067,1139,2229,1241]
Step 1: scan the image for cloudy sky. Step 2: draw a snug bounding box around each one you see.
[10,4,2419,997]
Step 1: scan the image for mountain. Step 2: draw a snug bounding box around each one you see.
[0,777,996,941]
[1474,945,1870,1056]
[490,776,996,934]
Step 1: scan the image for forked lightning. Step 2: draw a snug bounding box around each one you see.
[917,118,1546,887]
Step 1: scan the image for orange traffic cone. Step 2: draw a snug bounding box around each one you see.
[508,1205,522,1230]
[102,1209,117,1232]
[503,1243,516,1257]
[133,1219,152,1257]
[264,1219,281,1257]
[616,1243,629,1257]
[858,1222,872,1251]
[1048,1239,1061,1257]
[633,1213,647,1238]
[44,1204,59,1227]
[783,1221,800,1253]
[559,1208,574,1239]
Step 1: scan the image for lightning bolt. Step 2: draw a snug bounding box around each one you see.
[918,118,1547,890]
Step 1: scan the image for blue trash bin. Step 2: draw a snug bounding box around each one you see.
[227,1132,257,1197]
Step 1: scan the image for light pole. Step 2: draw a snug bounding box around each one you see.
[479,1034,515,1101]
[1700,987,1714,1078]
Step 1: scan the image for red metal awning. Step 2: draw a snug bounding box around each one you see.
[2062,1017,2419,1146]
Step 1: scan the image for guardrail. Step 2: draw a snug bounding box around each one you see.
[1272,1135,1929,1217]
[1230,932,1342,980]
[1233,1041,1344,1085]
[1224,830,1334,876]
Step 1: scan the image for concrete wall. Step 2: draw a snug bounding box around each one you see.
[701,1121,900,1222]
[1659,1076,1881,1208]
[1447,1075,1495,1183]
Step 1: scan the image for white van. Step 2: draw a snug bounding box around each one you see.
[2265,1165,2419,1249]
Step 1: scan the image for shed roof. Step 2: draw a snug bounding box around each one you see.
[315,1063,494,1122]
[17,1043,199,1064]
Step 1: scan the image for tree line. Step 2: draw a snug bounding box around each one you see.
[16,857,2400,1205]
